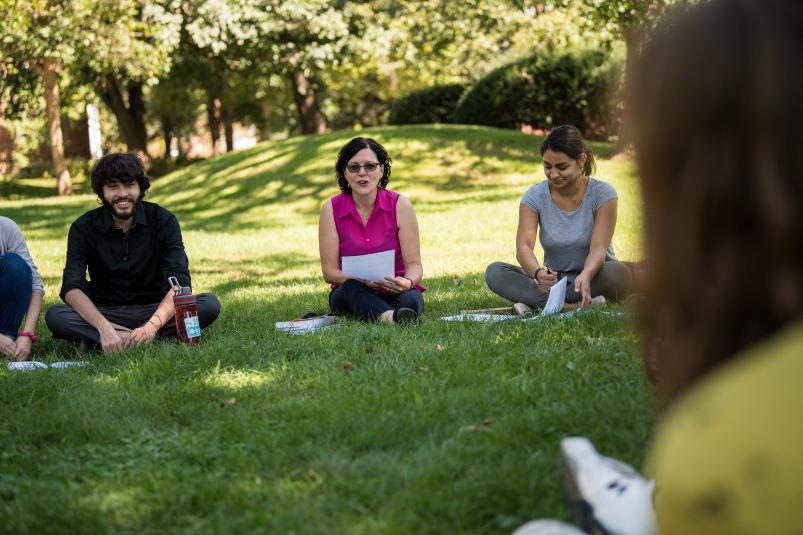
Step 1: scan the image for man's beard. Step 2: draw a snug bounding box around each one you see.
[102,194,140,221]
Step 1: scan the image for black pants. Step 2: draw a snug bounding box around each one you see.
[45,293,221,344]
[329,279,424,322]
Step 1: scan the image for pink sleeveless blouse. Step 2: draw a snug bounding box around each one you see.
[330,188,423,291]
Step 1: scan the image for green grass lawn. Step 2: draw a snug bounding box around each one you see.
[0,125,654,534]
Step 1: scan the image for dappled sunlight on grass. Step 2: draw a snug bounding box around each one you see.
[203,368,279,390]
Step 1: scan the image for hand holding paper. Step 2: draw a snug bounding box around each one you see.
[341,249,395,282]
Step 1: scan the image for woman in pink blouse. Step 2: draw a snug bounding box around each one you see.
[318,137,424,324]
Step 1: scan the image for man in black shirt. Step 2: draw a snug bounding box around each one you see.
[46,153,220,352]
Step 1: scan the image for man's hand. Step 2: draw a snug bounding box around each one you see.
[99,326,126,353]
[125,322,158,348]
[13,335,32,361]
[0,335,16,359]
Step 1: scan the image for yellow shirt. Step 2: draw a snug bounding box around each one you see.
[649,323,803,534]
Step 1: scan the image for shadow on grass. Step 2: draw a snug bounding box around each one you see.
[146,126,559,232]
[2,126,623,239]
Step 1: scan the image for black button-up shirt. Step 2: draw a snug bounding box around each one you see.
[59,201,191,306]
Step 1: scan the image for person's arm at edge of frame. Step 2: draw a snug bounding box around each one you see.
[5,219,45,361]
[574,198,617,307]
[382,194,422,293]
[60,222,125,353]
[13,292,43,361]
[516,203,557,289]
[127,214,185,348]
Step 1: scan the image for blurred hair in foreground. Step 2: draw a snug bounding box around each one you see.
[631,0,803,402]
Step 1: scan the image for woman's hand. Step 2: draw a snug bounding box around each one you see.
[535,269,558,289]
[1,335,17,359]
[574,272,593,307]
[377,276,413,294]
[13,335,32,361]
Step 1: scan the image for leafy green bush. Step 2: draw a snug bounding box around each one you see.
[388,84,466,125]
[452,49,624,140]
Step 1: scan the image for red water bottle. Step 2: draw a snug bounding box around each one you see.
[169,276,201,344]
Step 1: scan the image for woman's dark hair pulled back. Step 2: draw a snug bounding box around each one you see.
[540,124,596,176]
[335,137,392,193]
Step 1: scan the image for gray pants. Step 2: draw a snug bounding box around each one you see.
[484,261,631,309]
[45,293,221,345]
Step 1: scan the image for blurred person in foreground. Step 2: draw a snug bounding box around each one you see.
[637,0,803,531]
[515,1,803,534]
[318,137,424,324]
[0,217,44,361]
[45,153,220,353]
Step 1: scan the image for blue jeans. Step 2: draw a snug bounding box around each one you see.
[0,253,33,338]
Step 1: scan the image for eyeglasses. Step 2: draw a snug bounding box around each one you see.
[346,162,381,174]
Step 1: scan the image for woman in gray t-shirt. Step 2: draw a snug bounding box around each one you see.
[485,125,631,310]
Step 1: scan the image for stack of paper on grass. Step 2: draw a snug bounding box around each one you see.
[7,361,89,371]
[275,316,340,334]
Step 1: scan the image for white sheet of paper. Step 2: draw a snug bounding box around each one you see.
[541,276,568,316]
[50,361,89,368]
[7,360,89,371]
[275,316,340,334]
[7,361,48,370]
[341,249,395,282]
[440,313,519,322]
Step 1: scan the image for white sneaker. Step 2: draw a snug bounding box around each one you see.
[589,296,606,307]
[513,520,588,535]
[560,437,656,535]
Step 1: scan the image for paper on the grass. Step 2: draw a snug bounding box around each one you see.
[440,313,519,322]
[341,249,394,282]
[440,308,627,323]
[7,361,48,370]
[541,276,568,316]
[7,360,88,371]
[50,361,89,368]
[275,316,340,334]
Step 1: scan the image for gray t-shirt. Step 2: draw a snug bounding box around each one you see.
[0,216,45,295]
[520,178,617,274]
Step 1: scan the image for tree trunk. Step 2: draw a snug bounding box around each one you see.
[221,102,234,152]
[289,71,327,134]
[38,57,72,196]
[619,25,645,151]
[95,75,149,159]
[259,100,272,141]
[206,95,222,156]
[162,115,174,159]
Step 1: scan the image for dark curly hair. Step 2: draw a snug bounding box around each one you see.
[91,153,151,199]
[335,137,392,193]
